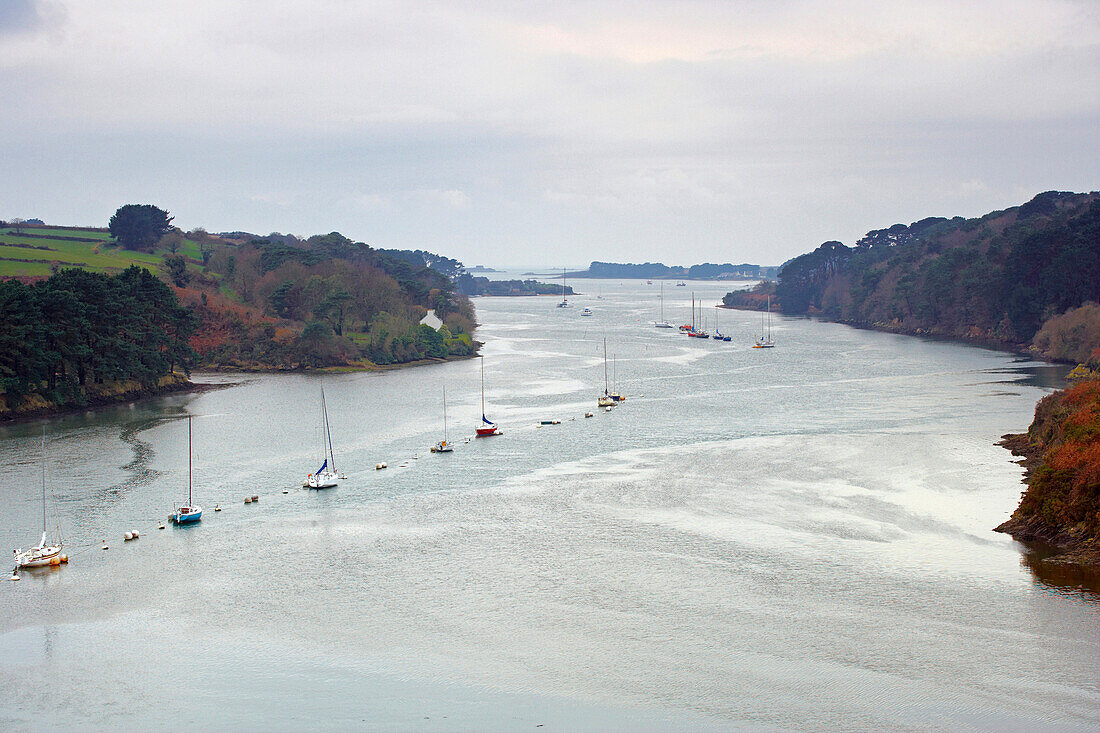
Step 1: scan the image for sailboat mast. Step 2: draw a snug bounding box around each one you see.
[443,383,449,442]
[41,428,46,533]
[188,415,193,506]
[480,357,486,417]
[603,337,609,394]
[660,281,664,321]
[692,293,695,329]
[322,388,336,472]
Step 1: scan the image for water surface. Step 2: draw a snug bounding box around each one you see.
[2,278,1097,731]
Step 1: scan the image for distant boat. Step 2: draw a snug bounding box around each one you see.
[476,357,502,437]
[598,337,618,407]
[581,307,592,316]
[653,281,674,328]
[14,429,66,569]
[753,295,776,348]
[676,281,686,286]
[539,419,561,425]
[306,386,341,488]
[431,383,454,453]
[647,280,653,285]
[172,416,203,523]
[557,267,570,308]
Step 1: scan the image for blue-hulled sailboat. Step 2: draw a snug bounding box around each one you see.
[172,416,202,524]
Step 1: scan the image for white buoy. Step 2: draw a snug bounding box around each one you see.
[605,406,612,412]
[244,497,251,504]
[158,524,166,530]
[8,572,18,581]
[124,531,133,541]
[214,503,221,511]
[376,462,387,470]
[585,412,593,418]
[282,489,289,494]
[102,542,109,550]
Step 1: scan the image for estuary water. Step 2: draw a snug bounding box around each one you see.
[1,278,1097,732]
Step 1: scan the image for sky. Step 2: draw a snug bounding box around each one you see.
[1,0,1097,268]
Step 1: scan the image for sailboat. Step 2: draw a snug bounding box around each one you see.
[653,281,674,328]
[172,415,202,523]
[686,293,709,337]
[753,295,776,348]
[712,306,731,341]
[14,430,67,569]
[305,386,341,488]
[431,383,454,453]
[476,357,502,437]
[557,267,570,308]
[598,338,617,407]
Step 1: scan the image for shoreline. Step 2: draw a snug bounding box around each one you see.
[1,351,482,425]
[719,304,1068,364]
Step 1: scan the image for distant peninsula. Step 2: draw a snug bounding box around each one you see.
[546,261,779,280]
[455,274,573,297]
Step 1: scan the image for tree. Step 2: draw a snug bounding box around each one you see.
[109,204,173,251]
[164,255,190,287]
[316,289,353,335]
[10,217,27,234]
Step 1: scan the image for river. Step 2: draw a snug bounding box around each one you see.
[1,278,1097,731]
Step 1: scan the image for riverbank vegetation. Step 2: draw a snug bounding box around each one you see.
[997,352,1100,566]
[0,267,196,418]
[0,207,480,415]
[724,191,1100,361]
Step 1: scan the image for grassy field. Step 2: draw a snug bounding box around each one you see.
[0,226,202,278]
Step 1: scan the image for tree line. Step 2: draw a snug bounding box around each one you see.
[0,266,196,404]
[771,191,1100,351]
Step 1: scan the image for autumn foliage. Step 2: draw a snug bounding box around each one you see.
[999,358,1100,561]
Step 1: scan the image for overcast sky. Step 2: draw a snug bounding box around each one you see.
[2,0,1097,267]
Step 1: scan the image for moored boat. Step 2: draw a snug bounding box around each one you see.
[14,432,66,569]
[475,357,502,436]
[172,416,202,523]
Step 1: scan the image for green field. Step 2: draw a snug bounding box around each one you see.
[0,226,202,278]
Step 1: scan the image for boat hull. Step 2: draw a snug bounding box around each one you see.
[306,472,339,489]
[15,545,63,568]
[476,427,502,437]
[173,509,202,523]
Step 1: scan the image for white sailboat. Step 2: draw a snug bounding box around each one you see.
[305,386,342,488]
[13,430,66,569]
[753,295,776,348]
[431,383,454,452]
[653,281,674,328]
[172,415,203,523]
[557,267,570,308]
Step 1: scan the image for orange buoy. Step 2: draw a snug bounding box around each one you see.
[50,556,61,566]
[60,554,68,563]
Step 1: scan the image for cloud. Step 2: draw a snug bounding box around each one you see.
[0,1,1097,266]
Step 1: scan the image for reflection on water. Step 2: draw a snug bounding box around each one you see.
[1018,541,1100,602]
[983,358,1075,389]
